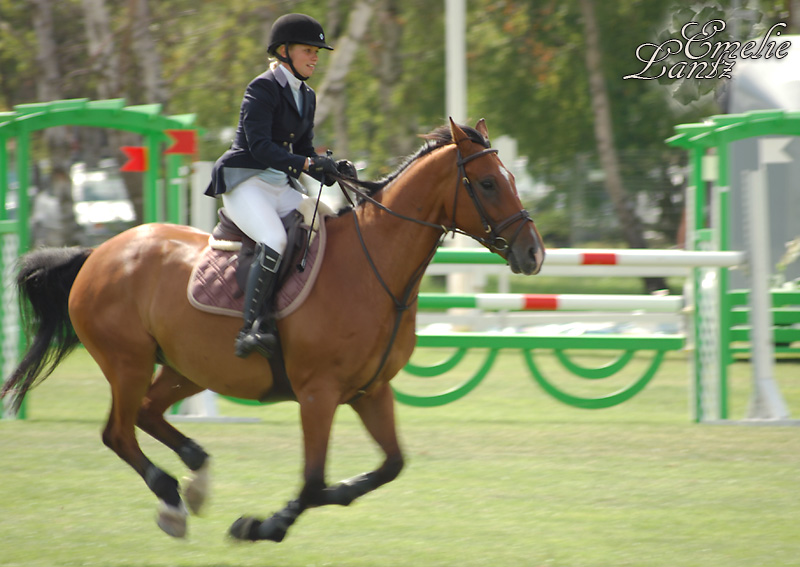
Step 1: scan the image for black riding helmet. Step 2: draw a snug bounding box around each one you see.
[268,14,333,81]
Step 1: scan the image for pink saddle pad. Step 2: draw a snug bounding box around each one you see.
[187,221,326,320]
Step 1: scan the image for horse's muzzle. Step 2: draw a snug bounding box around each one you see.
[507,236,545,276]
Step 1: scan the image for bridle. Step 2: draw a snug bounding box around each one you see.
[340,143,534,255]
[337,141,535,403]
[452,145,533,253]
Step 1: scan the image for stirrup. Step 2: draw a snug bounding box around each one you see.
[235,324,278,359]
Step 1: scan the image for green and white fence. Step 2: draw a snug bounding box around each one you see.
[0,98,197,420]
[0,220,20,419]
[393,247,744,415]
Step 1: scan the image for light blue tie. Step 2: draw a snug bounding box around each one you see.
[294,88,303,117]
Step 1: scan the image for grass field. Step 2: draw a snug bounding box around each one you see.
[1,347,799,567]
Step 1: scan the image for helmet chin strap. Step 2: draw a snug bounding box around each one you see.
[276,42,309,81]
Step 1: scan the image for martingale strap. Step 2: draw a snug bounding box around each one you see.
[346,208,445,404]
[341,143,532,404]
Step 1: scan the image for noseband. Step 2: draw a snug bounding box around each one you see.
[453,146,533,252]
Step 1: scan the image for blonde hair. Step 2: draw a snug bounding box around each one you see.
[269,42,295,69]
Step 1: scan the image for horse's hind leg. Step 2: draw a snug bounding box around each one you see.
[137,365,211,515]
[92,348,189,538]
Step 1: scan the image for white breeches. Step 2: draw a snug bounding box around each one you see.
[221,176,304,253]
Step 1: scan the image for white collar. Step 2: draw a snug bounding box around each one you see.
[276,64,303,92]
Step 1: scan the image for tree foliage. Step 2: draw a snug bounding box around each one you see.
[0,0,795,246]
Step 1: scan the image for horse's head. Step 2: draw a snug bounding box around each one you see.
[444,118,545,275]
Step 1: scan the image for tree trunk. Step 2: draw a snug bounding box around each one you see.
[376,0,411,159]
[82,0,119,99]
[315,0,377,134]
[31,0,82,246]
[129,0,167,105]
[790,0,800,33]
[322,0,348,158]
[578,0,666,293]
[78,0,118,169]
[111,0,167,224]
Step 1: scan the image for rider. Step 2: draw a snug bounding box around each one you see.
[205,13,349,359]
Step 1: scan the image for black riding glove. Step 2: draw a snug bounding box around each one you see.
[308,155,339,186]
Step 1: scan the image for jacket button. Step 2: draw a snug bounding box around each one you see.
[290,133,295,139]
[282,141,289,147]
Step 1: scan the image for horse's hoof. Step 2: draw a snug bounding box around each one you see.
[228,515,287,543]
[228,516,263,541]
[255,515,288,542]
[157,500,188,538]
[183,459,211,515]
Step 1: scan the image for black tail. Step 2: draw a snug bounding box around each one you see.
[0,247,93,413]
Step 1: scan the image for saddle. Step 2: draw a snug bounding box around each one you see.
[187,202,331,402]
[188,204,328,319]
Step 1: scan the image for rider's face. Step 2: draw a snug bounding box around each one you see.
[283,44,320,77]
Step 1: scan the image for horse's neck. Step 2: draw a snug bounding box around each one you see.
[351,151,452,299]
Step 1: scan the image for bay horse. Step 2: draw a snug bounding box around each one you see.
[1,119,544,542]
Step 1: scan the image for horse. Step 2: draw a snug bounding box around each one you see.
[1,119,544,542]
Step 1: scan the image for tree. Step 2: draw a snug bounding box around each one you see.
[4,0,792,251]
[128,0,168,105]
[81,0,119,99]
[315,0,377,157]
[580,0,667,291]
[580,0,639,241]
[30,0,82,246]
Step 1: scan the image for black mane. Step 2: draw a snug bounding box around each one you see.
[346,123,490,198]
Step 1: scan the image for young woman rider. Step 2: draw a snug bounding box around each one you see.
[205,13,352,358]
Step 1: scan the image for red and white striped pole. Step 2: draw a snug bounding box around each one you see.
[418,293,683,312]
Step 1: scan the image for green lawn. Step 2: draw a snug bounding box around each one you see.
[1,347,799,567]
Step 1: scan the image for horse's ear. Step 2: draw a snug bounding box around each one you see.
[475,118,490,141]
[449,117,469,145]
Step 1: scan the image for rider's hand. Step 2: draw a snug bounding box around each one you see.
[309,155,338,176]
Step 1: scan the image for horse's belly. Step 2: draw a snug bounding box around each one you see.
[153,293,277,401]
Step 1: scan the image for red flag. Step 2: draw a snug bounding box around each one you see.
[120,146,148,172]
[164,129,197,155]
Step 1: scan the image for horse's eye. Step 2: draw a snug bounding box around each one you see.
[480,179,495,191]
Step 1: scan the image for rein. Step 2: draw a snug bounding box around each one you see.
[342,143,534,404]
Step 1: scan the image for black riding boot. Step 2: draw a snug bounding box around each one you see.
[235,243,282,359]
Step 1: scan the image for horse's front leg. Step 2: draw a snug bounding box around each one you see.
[228,385,339,543]
[321,382,405,506]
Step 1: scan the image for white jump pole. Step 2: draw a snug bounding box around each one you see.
[540,249,744,267]
[420,293,684,312]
